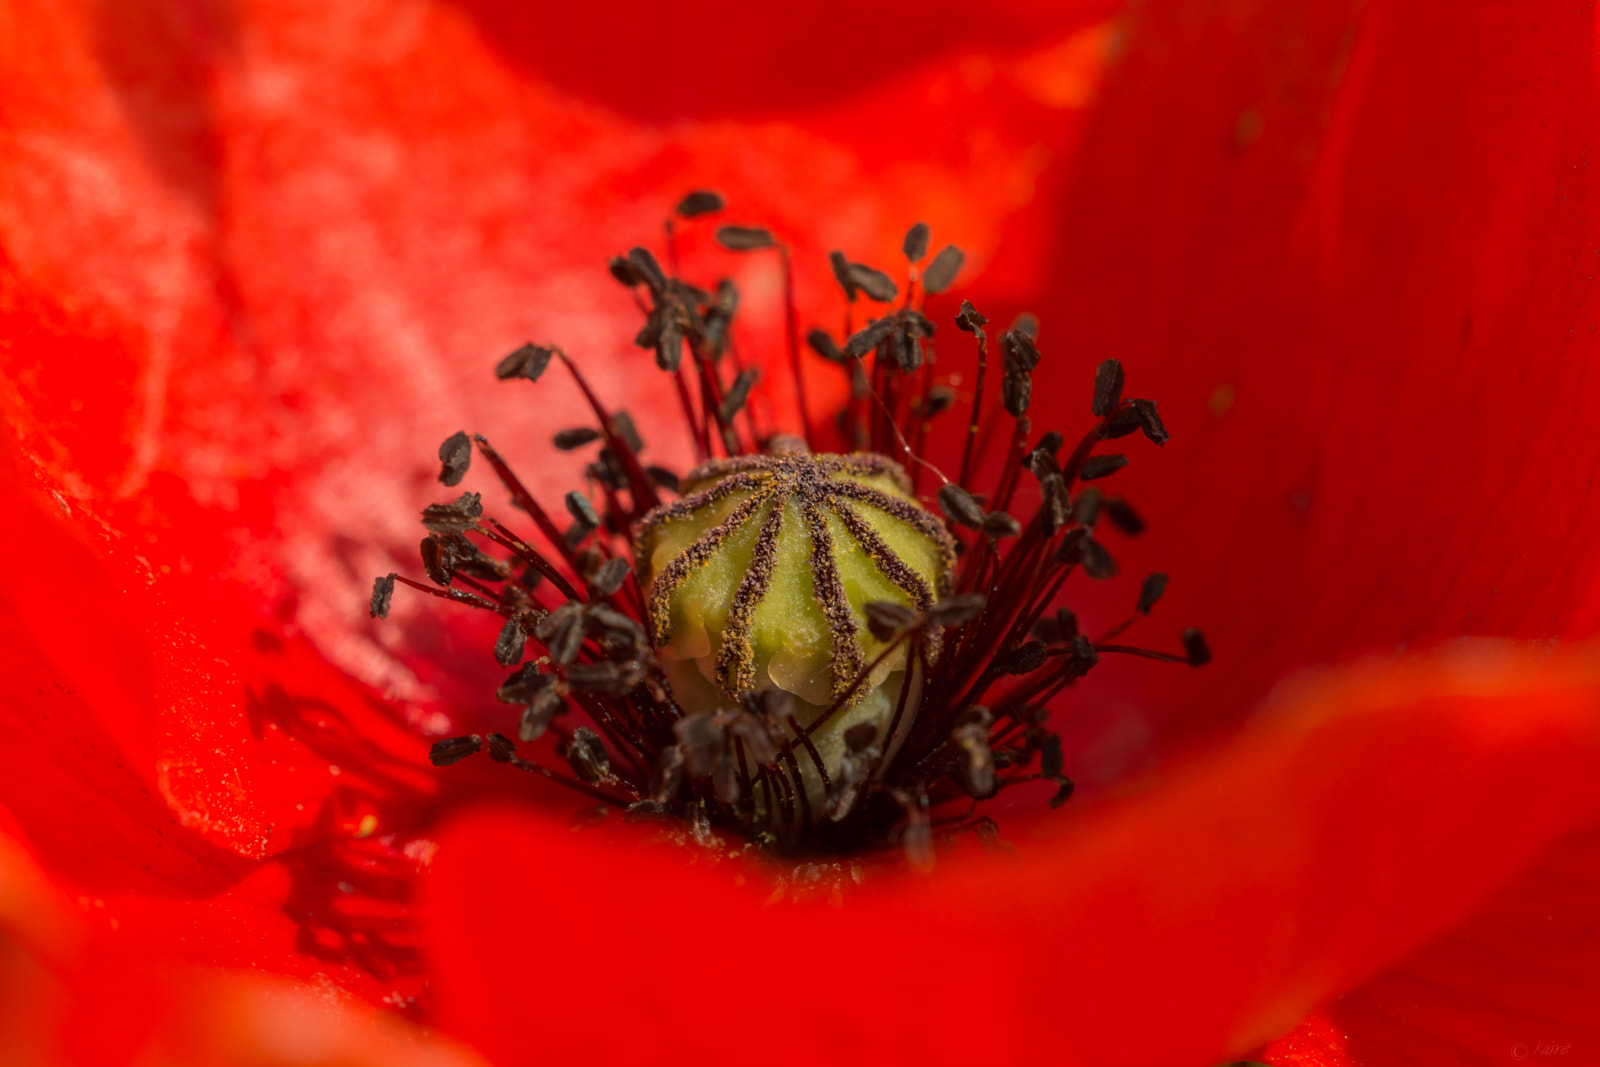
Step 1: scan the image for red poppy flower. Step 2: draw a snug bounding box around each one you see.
[3,0,1599,1065]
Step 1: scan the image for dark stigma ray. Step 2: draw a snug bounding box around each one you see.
[644,487,777,646]
[633,470,771,556]
[826,499,945,664]
[712,497,786,697]
[825,499,935,611]
[676,453,814,494]
[800,500,867,702]
[827,453,914,492]
[821,479,956,595]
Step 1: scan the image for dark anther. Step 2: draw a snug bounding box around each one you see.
[646,465,681,493]
[589,450,627,491]
[656,320,684,372]
[587,605,646,649]
[494,615,527,667]
[496,663,556,705]
[590,557,631,598]
[903,221,931,261]
[495,342,555,382]
[564,727,612,784]
[611,411,645,453]
[807,328,848,364]
[1104,498,1145,535]
[1072,488,1103,527]
[565,491,601,531]
[419,537,450,586]
[1092,359,1126,418]
[1182,628,1213,667]
[1040,475,1071,532]
[607,256,642,288]
[921,385,956,416]
[535,604,587,665]
[1039,733,1064,778]
[829,250,858,301]
[1010,312,1040,339]
[1102,407,1141,439]
[1002,329,1042,373]
[1080,537,1117,580]
[864,600,917,642]
[626,247,667,293]
[1137,572,1169,615]
[846,263,898,303]
[903,308,936,337]
[845,317,896,358]
[369,574,396,619]
[829,726,880,822]
[926,592,986,626]
[716,225,776,251]
[1002,640,1047,676]
[1055,526,1089,565]
[1026,445,1062,479]
[1057,608,1079,639]
[937,483,985,529]
[438,431,472,487]
[893,325,923,373]
[1031,617,1063,643]
[1002,371,1032,417]
[675,713,720,774]
[1037,430,1064,456]
[421,491,483,534]
[553,427,602,451]
[703,279,739,355]
[441,537,507,581]
[676,190,724,217]
[1049,777,1076,810]
[564,661,642,696]
[521,689,562,741]
[728,707,779,767]
[429,735,482,767]
[981,511,1022,540]
[719,368,758,423]
[650,745,686,804]
[1132,398,1170,445]
[751,687,794,726]
[952,720,997,797]
[1080,454,1129,481]
[921,245,965,295]
[485,732,517,763]
[1070,634,1099,672]
[844,722,878,753]
[955,299,988,333]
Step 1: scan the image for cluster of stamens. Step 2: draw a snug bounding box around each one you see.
[370,191,1209,863]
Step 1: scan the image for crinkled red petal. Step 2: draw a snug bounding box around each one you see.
[423,645,1600,1066]
[1260,823,1600,1066]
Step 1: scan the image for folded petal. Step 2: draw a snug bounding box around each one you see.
[423,641,1600,1066]
[1261,822,1600,1066]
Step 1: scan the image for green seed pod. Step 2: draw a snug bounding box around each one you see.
[636,450,955,796]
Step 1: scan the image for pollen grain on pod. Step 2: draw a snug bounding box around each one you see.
[370,198,1207,866]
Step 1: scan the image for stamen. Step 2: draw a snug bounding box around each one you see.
[374,200,1207,866]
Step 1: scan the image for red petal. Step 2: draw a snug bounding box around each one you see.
[1261,823,1600,1066]
[423,644,1600,1066]
[1026,0,1600,754]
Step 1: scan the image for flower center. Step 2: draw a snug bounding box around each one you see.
[370,193,1209,864]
